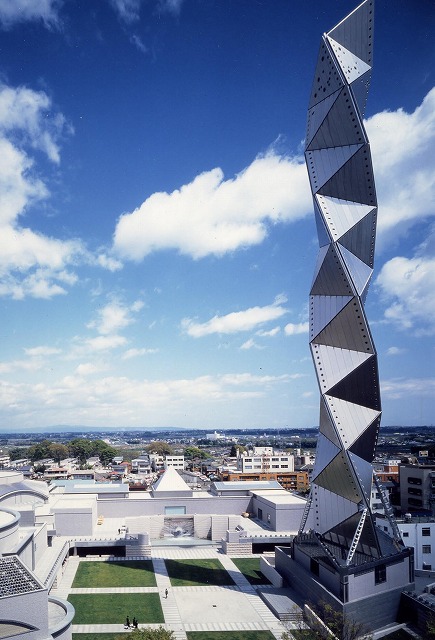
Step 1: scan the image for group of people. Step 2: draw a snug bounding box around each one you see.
[124,589,169,629]
[124,616,138,629]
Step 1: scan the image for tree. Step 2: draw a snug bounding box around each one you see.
[117,627,174,640]
[145,441,174,456]
[7,447,29,461]
[282,601,372,640]
[68,438,93,465]
[230,444,246,457]
[92,440,117,465]
[184,446,210,460]
[27,440,53,462]
[49,443,69,464]
[427,614,435,639]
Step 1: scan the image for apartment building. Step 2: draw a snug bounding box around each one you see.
[238,447,294,473]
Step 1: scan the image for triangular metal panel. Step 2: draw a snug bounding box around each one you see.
[356,516,381,559]
[348,451,374,501]
[350,68,372,117]
[307,87,366,151]
[327,36,371,84]
[311,486,358,535]
[306,144,362,193]
[306,89,341,147]
[318,144,376,206]
[339,208,377,267]
[314,451,362,503]
[314,198,330,248]
[313,298,374,353]
[308,39,345,109]
[328,355,381,411]
[349,415,381,461]
[327,0,374,66]
[319,398,342,447]
[338,244,373,297]
[360,276,372,305]
[311,343,372,394]
[324,511,380,561]
[325,395,381,453]
[310,294,353,340]
[310,244,355,296]
[315,195,374,244]
[311,433,341,482]
[311,245,329,290]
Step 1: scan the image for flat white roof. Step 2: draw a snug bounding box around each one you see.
[252,490,306,505]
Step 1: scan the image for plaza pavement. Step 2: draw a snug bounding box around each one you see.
[52,546,288,639]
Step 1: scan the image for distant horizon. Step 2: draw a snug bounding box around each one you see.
[1,423,434,435]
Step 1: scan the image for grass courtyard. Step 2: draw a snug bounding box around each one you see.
[68,593,164,625]
[69,557,276,638]
[186,633,276,640]
[230,558,271,585]
[73,636,119,640]
[164,558,236,587]
[72,560,156,588]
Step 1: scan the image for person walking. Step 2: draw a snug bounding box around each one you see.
[165,588,168,599]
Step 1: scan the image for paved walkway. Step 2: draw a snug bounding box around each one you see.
[51,547,287,639]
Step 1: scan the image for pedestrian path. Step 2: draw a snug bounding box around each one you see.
[50,555,79,600]
[152,557,187,640]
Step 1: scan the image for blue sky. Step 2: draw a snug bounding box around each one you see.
[0,0,433,431]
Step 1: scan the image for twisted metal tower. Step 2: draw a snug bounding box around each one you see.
[300,0,403,566]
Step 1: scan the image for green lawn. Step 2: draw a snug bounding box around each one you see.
[72,635,120,640]
[164,559,235,587]
[186,632,275,640]
[230,558,271,585]
[68,593,163,624]
[72,560,156,588]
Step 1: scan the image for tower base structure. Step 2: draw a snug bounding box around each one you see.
[275,534,415,632]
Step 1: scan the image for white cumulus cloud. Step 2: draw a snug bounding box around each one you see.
[181,295,288,337]
[113,153,310,261]
[284,322,309,336]
[88,299,143,336]
[376,254,435,334]
[122,347,158,360]
[367,87,435,247]
[0,82,87,299]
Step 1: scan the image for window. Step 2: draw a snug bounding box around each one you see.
[402,532,409,538]
[408,487,422,496]
[375,564,386,584]
[165,506,186,515]
[272,465,279,468]
[408,477,422,485]
[422,527,431,537]
[310,558,319,576]
[422,545,431,554]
